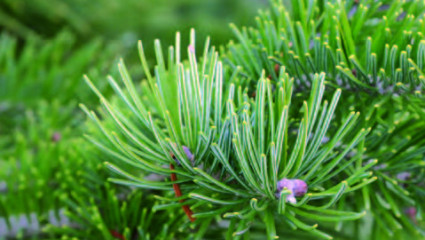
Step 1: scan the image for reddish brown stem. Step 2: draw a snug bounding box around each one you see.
[170,163,196,222]
[110,229,126,240]
[274,63,280,74]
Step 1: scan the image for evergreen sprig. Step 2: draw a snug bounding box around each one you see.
[226,0,425,93]
[222,0,425,239]
[2,0,421,239]
[83,28,380,239]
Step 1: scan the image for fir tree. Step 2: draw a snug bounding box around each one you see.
[82,0,425,239]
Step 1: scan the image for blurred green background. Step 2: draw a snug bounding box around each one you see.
[0,0,265,61]
[0,1,265,238]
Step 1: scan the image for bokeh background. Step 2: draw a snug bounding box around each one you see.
[0,0,265,62]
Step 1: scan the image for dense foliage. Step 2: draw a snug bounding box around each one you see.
[1,0,425,240]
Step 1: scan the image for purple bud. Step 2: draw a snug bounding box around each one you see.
[373,163,387,170]
[182,146,194,162]
[348,5,358,18]
[51,132,61,143]
[396,172,411,181]
[276,178,308,204]
[172,146,194,166]
[379,4,390,11]
[405,207,417,223]
[321,136,330,144]
[309,39,314,50]
[397,12,406,21]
